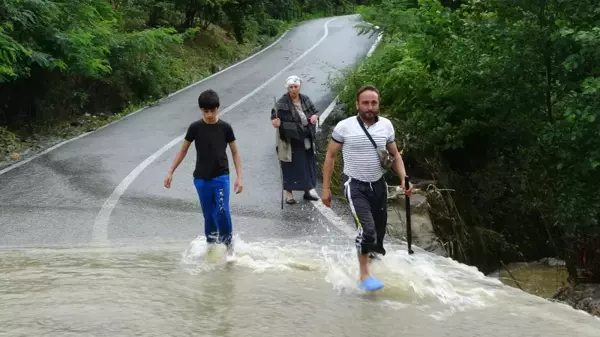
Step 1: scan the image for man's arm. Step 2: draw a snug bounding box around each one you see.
[168,140,192,175]
[386,141,407,184]
[321,121,345,206]
[324,121,346,190]
[322,140,342,191]
[229,140,242,181]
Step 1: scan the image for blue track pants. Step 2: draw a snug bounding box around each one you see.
[193,174,233,246]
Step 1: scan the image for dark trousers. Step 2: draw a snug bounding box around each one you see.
[342,174,388,256]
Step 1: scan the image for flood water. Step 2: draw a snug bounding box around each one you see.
[2,235,600,337]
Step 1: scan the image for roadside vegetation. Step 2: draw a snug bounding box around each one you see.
[330,0,600,285]
[0,0,359,161]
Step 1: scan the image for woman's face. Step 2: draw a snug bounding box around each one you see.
[287,84,300,97]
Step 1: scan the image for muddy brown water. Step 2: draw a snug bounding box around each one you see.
[2,235,600,337]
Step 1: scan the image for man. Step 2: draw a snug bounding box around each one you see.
[321,85,413,291]
[164,89,243,257]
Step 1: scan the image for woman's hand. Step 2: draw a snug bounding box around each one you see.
[309,115,318,125]
[272,118,280,128]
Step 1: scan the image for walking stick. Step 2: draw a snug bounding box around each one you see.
[405,176,414,255]
[279,160,284,209]
[273,96,284,209]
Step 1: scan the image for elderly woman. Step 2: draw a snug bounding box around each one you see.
[271,75,320,204]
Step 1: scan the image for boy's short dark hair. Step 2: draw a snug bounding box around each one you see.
[355,85,380,102]
[198,89,220,110]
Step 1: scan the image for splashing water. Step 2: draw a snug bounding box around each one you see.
[178,234,597,324]
[1,234,599,336]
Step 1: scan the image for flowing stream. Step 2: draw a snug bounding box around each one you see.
[2,235,600,337]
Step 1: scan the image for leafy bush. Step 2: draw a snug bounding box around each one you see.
[0,127,18,157]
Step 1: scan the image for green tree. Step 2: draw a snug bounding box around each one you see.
[0,0,360,153]
[335,0,600,281]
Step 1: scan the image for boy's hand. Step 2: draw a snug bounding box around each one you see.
[164,173,173,188]
[234,178,243,194]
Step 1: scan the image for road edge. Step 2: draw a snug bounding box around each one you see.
[0,22,297,176]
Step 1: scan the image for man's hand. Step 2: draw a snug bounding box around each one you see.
[234,178,243,194]
[321,188,331,207]
[164,173,173,188]
[401,180,414,196]
[309,115,318,125]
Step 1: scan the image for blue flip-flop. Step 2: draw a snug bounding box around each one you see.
[360,276,384,292]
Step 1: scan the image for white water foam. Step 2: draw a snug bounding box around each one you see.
[179,234,324,275]
[178,233,505,319]
[318,242,507,321]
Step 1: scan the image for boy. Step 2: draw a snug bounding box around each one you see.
[164,89,243,256]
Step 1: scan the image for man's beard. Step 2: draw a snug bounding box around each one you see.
[359,110,377,120]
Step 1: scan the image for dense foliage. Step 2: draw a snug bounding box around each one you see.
[0,0,357,156]
[335,0,600,281]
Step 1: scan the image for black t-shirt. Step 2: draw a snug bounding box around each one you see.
[184,119,236,180]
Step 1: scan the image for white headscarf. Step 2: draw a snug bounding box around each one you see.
[285,75,302,88]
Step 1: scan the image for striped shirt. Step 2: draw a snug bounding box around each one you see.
[331,114,395,182]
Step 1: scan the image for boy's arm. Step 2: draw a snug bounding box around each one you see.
[225,123,242,181]
[169,123,196,175]
[168,140,192,175]
[164,139,191,188]
[229,140,242,181]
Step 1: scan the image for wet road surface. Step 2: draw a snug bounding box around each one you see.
[2,14,600,337]
[0,16,363,247]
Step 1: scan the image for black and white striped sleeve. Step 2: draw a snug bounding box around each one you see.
[385,119,395,144]
[331,121,345,144]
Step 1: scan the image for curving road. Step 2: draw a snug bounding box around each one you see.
[0,15,375,248]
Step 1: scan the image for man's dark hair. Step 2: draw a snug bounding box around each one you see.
[198,89,220,110]
[355,85,380,102]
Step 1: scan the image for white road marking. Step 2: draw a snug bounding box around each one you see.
[0,24,290,177]
[91,18,338,244]
[310,30,384,237]
[311,200,355,236]
[317,98,338,130]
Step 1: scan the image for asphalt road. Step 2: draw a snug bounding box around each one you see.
[0,15,377,248]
